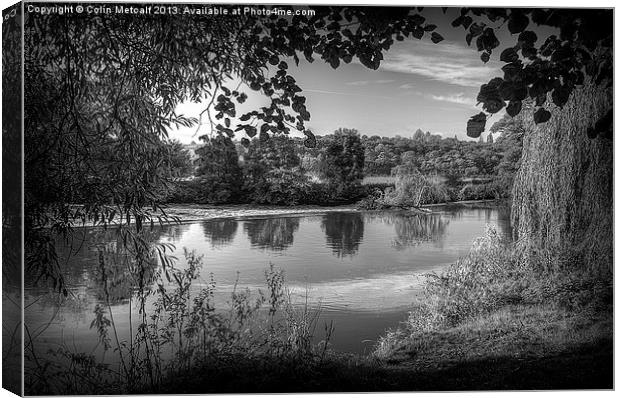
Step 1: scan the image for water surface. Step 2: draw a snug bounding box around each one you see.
[25,204,511,357]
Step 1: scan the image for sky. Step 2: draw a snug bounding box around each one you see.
[170,7,551,144]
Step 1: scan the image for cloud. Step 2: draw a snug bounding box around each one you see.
[381,41,501,87]
[345,79,395,86]
[303,88,392,99]
[430,92,476,107]
[398,83,423,90]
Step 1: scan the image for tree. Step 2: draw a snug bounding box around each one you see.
[194,135,243,203]
[166,140,194,178]
[319,128,365,199]
[413,129,425,141]
[242,135,307,204]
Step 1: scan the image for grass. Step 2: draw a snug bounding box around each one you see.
[362,175,397,185]
[152,305,612,393]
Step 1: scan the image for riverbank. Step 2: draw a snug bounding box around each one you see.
[161,199,504,223]
[162,203,357,223]
[154,305,612,392]
[60,199,507,229]
[149,224,613,392]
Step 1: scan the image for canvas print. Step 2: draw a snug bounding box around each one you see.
[2,1,614,395]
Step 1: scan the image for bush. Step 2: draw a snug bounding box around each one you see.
[400,226,612,336]
[457,182,500,201]
[248,168,312,205]
[165,177,242,204]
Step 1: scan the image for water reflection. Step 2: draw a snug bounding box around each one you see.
[496,205,513,238]
[50,227,166,304]
[202,219,238,247]
[322,213,364,258]
[365,212,449,250]
[392,213,449,250]
[244,217,300,251]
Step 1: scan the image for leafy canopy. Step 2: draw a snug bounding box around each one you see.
[452,8,612,137]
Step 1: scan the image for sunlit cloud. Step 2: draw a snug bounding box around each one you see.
[430,92,476,107]
[304,88,392,100]
[381,40,501,87]
[345,79,396,86]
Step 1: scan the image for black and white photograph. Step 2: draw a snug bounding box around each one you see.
[1,1,615,395]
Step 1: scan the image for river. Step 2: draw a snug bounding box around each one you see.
[24,203,511,366]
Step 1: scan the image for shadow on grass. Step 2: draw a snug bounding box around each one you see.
[152,339,612,393]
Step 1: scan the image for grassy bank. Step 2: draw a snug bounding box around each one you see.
[152,226,612,393]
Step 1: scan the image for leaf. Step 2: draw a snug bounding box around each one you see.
[480,28,500,51]
[424,24,437,31]
[466,112,487,138]
[551,86,571,107]
[431,32,444,44]
[244,125,257,138]
[451,16,464,27]
[506,100,522,117]
[480,52,490,63]
[303,130,316,148]
[239,113,251,122]
[508,11,529,34]
[410,14,425,26]
[241,138,250,148]
[260,123,270,135]
[533,108,551,124]
[518,31,538,47]
[461,16,473,29]
[500,47,519,63]
[329,54,340,69]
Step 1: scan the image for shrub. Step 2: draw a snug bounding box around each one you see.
[247,168,312,205]
[457,182,500,201]
[400,226,613,338]
[165,177,242,204]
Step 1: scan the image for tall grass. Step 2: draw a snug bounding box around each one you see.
[374,225,613,359]
[25,251,334,395]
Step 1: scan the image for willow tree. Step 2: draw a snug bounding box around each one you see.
[447,8,612,272]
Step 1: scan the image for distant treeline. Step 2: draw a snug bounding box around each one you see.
[167,119,523,206]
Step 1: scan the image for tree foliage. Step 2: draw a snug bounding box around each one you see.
[194,135,243,203]
[319,128,365,198]
[452,8,612,138]
[241,135,309,204]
